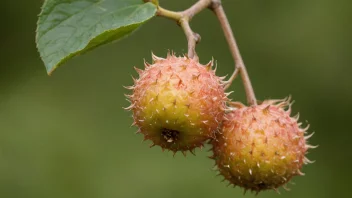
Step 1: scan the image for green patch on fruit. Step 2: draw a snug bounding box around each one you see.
[126,54,228,154]
[212,98,316,194]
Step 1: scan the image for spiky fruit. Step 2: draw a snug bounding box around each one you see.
[125,53,228,154]
[211,98,316,193]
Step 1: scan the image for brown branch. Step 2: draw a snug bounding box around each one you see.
[148,0,258,105]
[183,0,212,19]
[156,0,213,59]
[224,68,239,90]
[179,18,201,60]
[210,0,257,106]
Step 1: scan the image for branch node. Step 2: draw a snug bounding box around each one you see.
[210,0,222,9]
[194,33,201,44]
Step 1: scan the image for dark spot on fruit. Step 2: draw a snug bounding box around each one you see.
[257,182,268,190]
[161,128,180,143]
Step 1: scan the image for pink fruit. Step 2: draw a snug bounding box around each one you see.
[125,53,228,155]
[211,98,316,193]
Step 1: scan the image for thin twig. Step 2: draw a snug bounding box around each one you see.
[224,67,239,90]
[155,0,213,59]
[157,7,182,21]
[179,18,201,60]
[183,0,212,19]
[210,0,257,106]
[148,0,257,105]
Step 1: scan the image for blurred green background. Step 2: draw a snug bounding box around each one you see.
[1,0,351,197]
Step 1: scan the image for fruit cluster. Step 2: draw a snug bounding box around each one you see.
[125,53,316,194]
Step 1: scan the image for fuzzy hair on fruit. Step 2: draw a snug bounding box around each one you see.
[211,97,317,194]
[125,53,230,155]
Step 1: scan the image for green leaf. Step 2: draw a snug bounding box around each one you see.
[36,0,157,75]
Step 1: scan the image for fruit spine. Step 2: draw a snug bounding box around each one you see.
[125,53,229,155]
[211,97,316,193]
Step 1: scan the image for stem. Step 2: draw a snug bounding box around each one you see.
[179,18,201,60]
[155,1,213,59]
[224,68,239,90]
[147,0,258,105]
[183,0,212,19]
[210,1,257,106]
[157,7,182,21]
